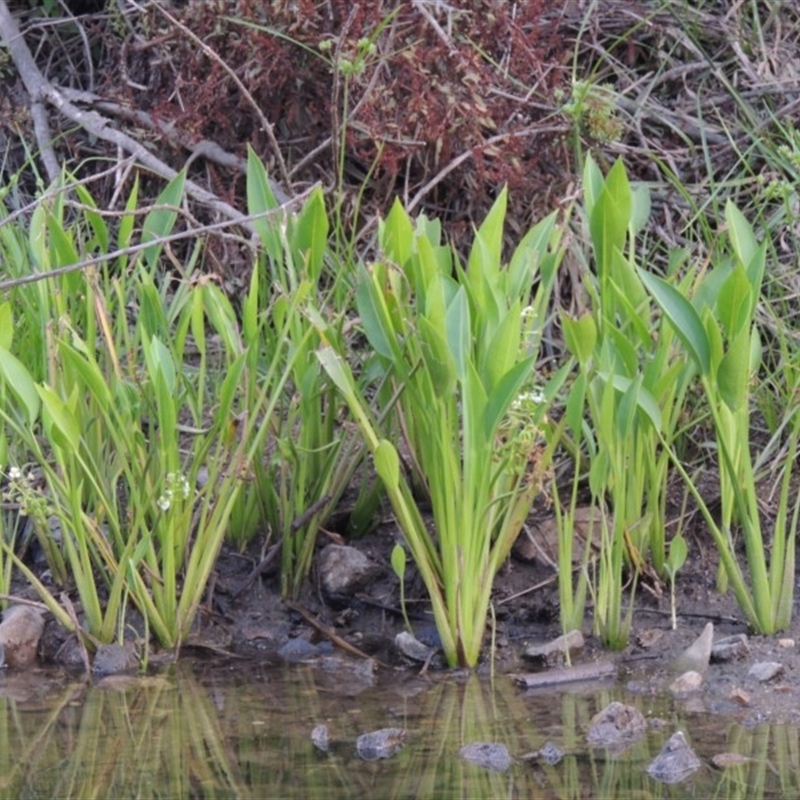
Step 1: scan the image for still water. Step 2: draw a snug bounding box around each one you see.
[0,656,796,799]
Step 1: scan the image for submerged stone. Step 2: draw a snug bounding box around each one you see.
[669,670,703,696]
[311,724,330,754]
[356,727,406,761]
[277,638,332,663]
[459,742,513,773]
[586,701,647,750]
[646,731,701,784]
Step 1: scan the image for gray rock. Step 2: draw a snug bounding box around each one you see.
[459,742,513,773]
[646,731,701,784]
[748,661,784,683]
[356,728,406,760]
[317,545,382,600]
[93,642,139,676]
[311,724,330,753]
[277,638,331,662]
[672,622,714,674]
[711,634,750,663]
[524,629,584,662]
[587,702,647,750]
[538,741,564,765]
[0,605,45,668]
[395,631,437,662]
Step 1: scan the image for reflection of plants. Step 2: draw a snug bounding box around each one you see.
[0,669,245,797]
[321,192,567,668]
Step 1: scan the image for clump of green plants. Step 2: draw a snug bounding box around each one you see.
[640,200,800,634]
[557,156,694,648]
[320,190,570,667]
[242,149,369,598]
[0,166,300,648]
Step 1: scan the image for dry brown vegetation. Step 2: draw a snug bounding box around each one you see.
[2,1,800,271]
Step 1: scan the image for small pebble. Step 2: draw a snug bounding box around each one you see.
[669,670,703,696]
[748,662,784,683]
[311,724,329,754]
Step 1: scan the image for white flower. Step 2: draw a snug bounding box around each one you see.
[7,466,21,481]
[157,492,172,512]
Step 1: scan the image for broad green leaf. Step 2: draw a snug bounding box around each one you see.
[141,169,186,269]
[725,201,759,271]
[589,158,631,276]
[562,313,596,367]
[60,346,111,411]
[468,186,507,281]
[375,439,401,489]
[37,384,81,450]
[419,317,456,395]
[217,353,247,425]
[629,183,651,237]
[117,175,139,270]
[582,154,605,215]
[445,286,470,381]
[356,276,397,360]
[481,300,521,391]
[0,302,12,350]
[614,375,641,438]
[291,186,328,282]
[413,234,443,298]
[317,346,357,400]
[666,534,688,576]
[606,328,638,378]
[242,261,260,346]
[483,357,535,437]
[604,371,662,430]
[75,183,109,253]
[390,543,406,579]
[246,146,281,260]
[381,198,415,267]
[45,214,80,268]
[0,347,40,425]
[638,269,711,375]
[717,331,750,411]
[716,265,751,339]
[565,372,588,442]
[609,252,648,335]
[145,336,177,395]
[203,283,242,356]
[507,212,557,300]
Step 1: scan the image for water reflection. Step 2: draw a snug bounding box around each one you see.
[0,661,796,798]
